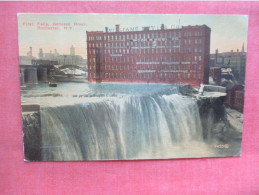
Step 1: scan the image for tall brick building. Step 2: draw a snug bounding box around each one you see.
[87,24,211,86]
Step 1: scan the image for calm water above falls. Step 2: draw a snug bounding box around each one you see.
[21,82,179,106]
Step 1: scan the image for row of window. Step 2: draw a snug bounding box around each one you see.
[88,38,202,48]
[88,46,202,56]
[89,40,176,48]
[89,72,201,80]
[88,29,204,41]
[88,64,202,71]
[88,31,182,41]
[184,39,202,44]
[184,31,203,37]
[88,55,202,63]
[89,47,184,55]
[88,40,181,48]
[183,47,203,53]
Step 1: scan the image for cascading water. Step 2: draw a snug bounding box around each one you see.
[21,83,242,160]
[40,92,205,161]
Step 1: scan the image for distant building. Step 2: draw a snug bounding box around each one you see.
[58,55,84,66]
[38,48,44,59]
[36,47,85,66]
[234,90,244,112]
[209,67,221,85]
[44,50,54,60]
[210,45,246,84]
[225,84,244,112]
[87,24,211,86]
[70,45,75,56]
[221,68,235,80]
[19,47,36,65]
[27,47,32,57]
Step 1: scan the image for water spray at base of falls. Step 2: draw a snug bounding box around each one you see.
[40,94,214,161]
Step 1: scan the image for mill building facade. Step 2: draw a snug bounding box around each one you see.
[87,24,211,86]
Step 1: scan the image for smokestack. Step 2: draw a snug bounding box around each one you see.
[215,49,218,65]
[115,24,120,32]
[29,47,32,57]
[161,24,164,30]
[242,43,245,53]
[105,27,108,33]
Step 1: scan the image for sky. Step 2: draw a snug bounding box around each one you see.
[18,14,248,58]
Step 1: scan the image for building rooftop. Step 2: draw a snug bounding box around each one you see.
[87,24,211,34]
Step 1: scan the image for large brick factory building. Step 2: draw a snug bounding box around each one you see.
[87,24,211,86]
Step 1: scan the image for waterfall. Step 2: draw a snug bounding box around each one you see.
[40,93,205,161]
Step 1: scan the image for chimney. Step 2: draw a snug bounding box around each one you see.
[161,24,164,30]
[29,47,32,57]
[105,27,108,33]
[115,24,120,32]
[215,49,218,65]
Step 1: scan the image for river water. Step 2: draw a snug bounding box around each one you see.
[21,82,217,161]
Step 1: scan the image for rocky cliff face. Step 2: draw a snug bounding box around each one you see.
[178,84,242,157]
[22,112,42,161]
[196,96,227,141]
[178,84,230,142]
